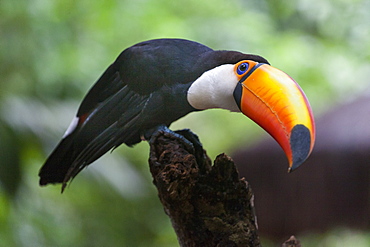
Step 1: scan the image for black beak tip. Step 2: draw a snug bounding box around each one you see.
[288,124,312,173]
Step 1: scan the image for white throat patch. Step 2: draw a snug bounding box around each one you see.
[187,64,241,112]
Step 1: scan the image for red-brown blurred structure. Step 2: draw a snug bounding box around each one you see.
[233,94,370,240]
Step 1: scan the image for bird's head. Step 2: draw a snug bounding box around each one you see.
[187,59,315,171]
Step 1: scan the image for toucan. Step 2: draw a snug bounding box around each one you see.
[39,38,315,190]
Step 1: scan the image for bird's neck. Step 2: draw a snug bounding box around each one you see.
[187,64,240,112]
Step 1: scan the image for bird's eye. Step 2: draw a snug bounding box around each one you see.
[237,63,249,75]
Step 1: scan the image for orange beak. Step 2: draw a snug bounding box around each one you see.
[233,61,315,171]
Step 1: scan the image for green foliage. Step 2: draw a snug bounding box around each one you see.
[0,0,369,246]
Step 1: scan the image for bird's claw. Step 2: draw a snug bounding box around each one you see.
[175,129,206,166]
[146,126,205,165]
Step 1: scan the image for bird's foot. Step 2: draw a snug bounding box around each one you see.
[174,128,205,165]
[145,125,205,166]
[145,125,195,153]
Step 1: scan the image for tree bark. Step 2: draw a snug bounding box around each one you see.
[148,131,260,247]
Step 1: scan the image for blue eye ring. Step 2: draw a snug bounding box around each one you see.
[237,62,249,75]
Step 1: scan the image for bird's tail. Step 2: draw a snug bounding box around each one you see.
[39,134,77,186]
[39,121,141,192]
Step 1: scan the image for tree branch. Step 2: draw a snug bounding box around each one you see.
[148,131,260,247]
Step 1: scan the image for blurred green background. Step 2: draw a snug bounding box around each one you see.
[1,0,369,246]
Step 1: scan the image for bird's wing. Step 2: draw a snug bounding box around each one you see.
[39,63,150,187]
